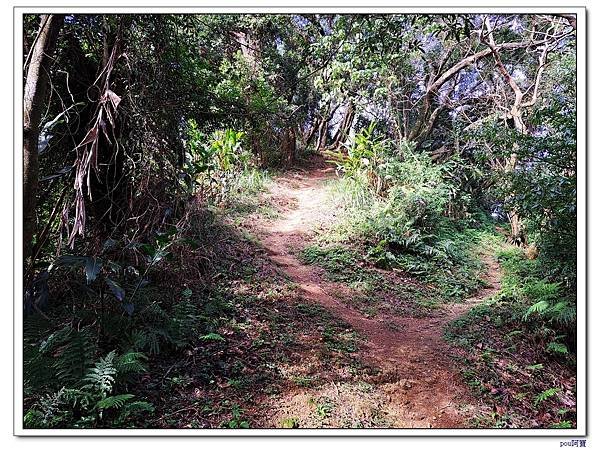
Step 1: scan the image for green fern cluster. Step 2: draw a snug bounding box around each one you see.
[24,283,210,428]
[495,247,576,355]
[25,324,95,392]
[24,320,153,429]
[125,298,203,355]
[168,299,202,347]
[524,298,576,328]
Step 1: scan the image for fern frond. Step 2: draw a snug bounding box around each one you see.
[24,350,55,393]
[39,325,73,354]
[61,387,95,411]
[547,301,576,327]
[523,300,549,321]
[140,329,167,355]
[122,400,154,414]
[127,329,146,351]
[117,401,155,424]
[96,394,135,410]
[23,314,51,345]
[54,328,95,384]
[168,300,201,347]
[200,332,225,342]
[83,351,117,395]
[24,388,70,428]
[546,341,568,354]
[115,351,148,375]
[534,387,560,406]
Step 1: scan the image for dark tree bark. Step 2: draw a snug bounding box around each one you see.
[281,127,297,165]
[315,117,328,151]
[23,14,63,263]
[303,117,319,148]
[314,102,339,151]
[328,101,354,150]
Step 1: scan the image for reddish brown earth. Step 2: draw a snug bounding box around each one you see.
[248,157,502,428]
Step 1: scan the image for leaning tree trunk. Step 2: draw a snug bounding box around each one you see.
[23,14,63,263]
[315,118,327,151]
[329,101,355,150]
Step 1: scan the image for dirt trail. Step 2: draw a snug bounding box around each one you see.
[253,157,501,428]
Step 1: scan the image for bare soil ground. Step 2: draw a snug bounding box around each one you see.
[245,156,502,428]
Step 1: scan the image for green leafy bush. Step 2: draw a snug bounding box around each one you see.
[325,129,486,299]
[325,121,389,193]
[184,120,254,202]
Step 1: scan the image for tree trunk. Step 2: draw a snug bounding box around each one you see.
[23,14,63,263]
[482,17,552,247]
[281,127,296,165]
[505,150,527,247]
[315,117,328,151]
[329,101,355,150]
[507,211,527,247]
[314,102,339,152]
[303,117,319,148]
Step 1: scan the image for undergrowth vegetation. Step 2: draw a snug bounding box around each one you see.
[23,127,275,429]
[495,247,576,349]
[322,126,494,301]
[183,119,273,207]
[443,245,576,428]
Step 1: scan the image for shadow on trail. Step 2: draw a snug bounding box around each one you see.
[151,155,501,428]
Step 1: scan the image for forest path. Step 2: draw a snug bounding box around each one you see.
[251,156,501,428]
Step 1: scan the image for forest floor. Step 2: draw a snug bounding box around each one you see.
[236,156,499,428]
[22,157,576,430]
[146,155,575,430]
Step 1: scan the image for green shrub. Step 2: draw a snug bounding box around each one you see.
[325,121,389,193]
[323,130,491,300]
[183,120,253,202]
